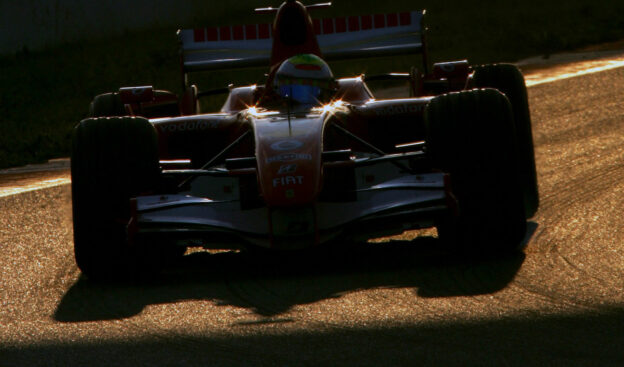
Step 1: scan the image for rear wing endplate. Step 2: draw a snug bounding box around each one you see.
[178,11,427,79]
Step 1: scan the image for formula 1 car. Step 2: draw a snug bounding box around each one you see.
[71,0,538,279]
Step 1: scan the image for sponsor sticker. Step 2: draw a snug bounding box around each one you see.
[286,221,309,233]
[131,87,149,96]
[156,120,221,133]
[273,175,304,187]
[440,64,456,72]
[270,139,303,151]
[277,164,297,174]
[266,153,312,163]
[373,104,424,116]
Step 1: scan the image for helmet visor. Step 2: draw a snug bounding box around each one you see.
[278,84,321,105]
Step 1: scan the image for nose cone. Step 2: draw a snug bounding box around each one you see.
[253,113,324,207]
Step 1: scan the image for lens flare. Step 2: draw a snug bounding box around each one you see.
[247,106,258,115]
[319,99,344,114]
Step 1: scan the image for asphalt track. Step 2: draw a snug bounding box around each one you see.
[1,60,623,366]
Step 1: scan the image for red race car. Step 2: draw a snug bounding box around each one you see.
[72,0,538,279]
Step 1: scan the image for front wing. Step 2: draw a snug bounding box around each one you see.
[132,171,448,250]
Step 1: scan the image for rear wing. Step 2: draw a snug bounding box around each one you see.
[178,10,427,83]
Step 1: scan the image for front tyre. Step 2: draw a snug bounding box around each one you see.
[89,92,126,117]
[472,63,539,218]
[425,89,527,254]
[71,117,160,280]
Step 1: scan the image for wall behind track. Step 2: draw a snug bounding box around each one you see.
[0,0,245,54]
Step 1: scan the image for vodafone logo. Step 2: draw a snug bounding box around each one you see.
[271,139,303,151]
[373,104,424,116]
[156,120,220,133]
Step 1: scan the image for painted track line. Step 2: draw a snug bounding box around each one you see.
[523,56,624,87]
[0,177,71,198]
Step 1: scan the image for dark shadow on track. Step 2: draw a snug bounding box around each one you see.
[11,306,624,366]
[54,232,529,322]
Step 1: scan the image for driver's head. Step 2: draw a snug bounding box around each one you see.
[273,54,336,105]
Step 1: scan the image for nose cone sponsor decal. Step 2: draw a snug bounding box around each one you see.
[272,175,304,187]
[277,164,297,174]
[270,139,303,151]
[254,114,325,206]
[267,153,312,163]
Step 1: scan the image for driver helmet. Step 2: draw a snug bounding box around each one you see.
[273,54,336,105]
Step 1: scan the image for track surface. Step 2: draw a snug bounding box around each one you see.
[1,65,623,366]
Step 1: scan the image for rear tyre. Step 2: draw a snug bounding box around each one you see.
[89,90,180,118]
[71,117,160,280]
[425,89,527,254]
[473,63,539,217]
[89,92,125,117]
